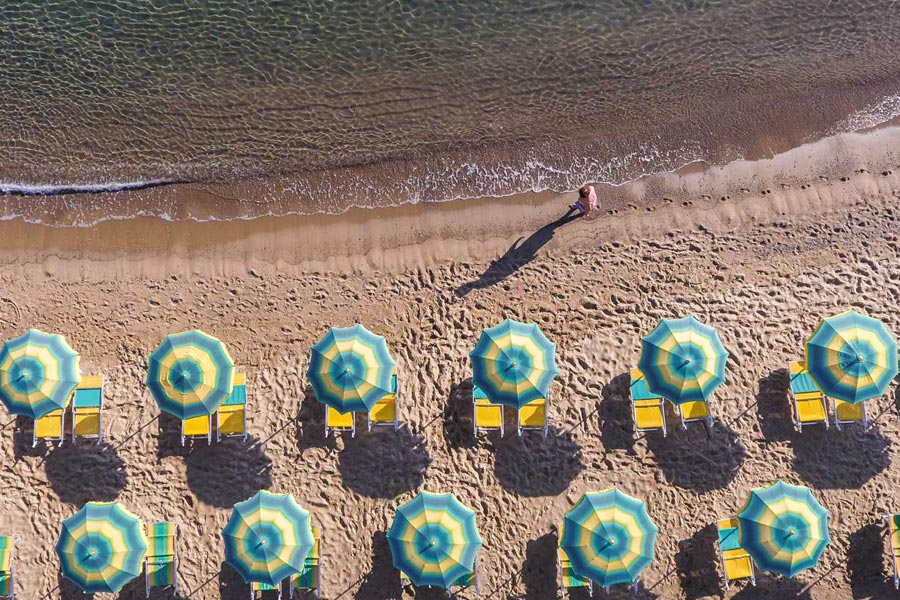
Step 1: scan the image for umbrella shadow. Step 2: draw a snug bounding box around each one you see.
[442,378,477,449]
[455,209,581,297]
[156,411,190,460]
[219,560,249,600]
[338,428,431,498]
[12,415,48,460]
[296,385,337,454]
[520,532,559,600]
[57,571,92,600]
[599,373,637,453]
[44,442,127,505]
[730,576,812,599]
[674,523,720,600]
[184,437,273,507]
[848,522,888,598]
[790,424,890,489]
[493,427,583,497]
[644,417,746,492]
[756,368,794,442]
[355,531,403,599]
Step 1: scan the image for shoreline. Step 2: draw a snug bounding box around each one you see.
[1,125,900,280]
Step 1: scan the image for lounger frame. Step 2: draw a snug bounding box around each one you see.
[0,535,17,600]
[72,375,104,445]
[472,394,504,437]
[181,414,213,446]
[145,522,178,597]
[250,581,282,600]
[32,410,65,448]
[833,399,868,430]
[716,518,756,589]
[324,407,356,438]
[677,400,713,430]
[217,373,248,443]
[367,368,400,432]
[289,525,322,598]
[884,514,900,589]
[517,396,549,437]
[788,361,829,432]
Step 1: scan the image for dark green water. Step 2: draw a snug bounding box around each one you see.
[2,1,900,223]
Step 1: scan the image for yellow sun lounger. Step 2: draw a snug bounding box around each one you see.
[558,522,591,596]
[630,368,667,438]
[473,384,504,436]
[717,517,756,589]
[788,361,829,432]
[181,414,212,446]
[289,525,321,598]
[33,408,66,447]
[367,369,399,432]
[0,535,17,600]
[325,407,355,438]
[677,398,713,429]
[834,398,867,430]
[518,397,549,437]
[145,522,178,597]
[885,514,900,589]
[217,373,248,442]
[72,375,104,444]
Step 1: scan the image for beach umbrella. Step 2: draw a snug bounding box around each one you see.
[805,310,898,403]
[738,481,830,578]
[470,318,559,409]
[387,492,482,588]
[222,491,314,586]
[146,329,234,420]
[637,315,728,404]
[56,501,148,594]
[0,328,81,419]
[307,324,395,414]
[560,488,658,588]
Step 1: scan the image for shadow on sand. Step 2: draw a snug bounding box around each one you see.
[674,523,720,600]
[598,373,636,454]
[354,531,403,599]
[44,442,127,505]
[493,427,583,497]
[519,532,559,600]
[219,561,247,600]
[338,427,431,498]
[185,437,273,507]
[848,521,888,599]
[455,209,581,297]
[756,368,794,442]
[296,385,337,454]
[443,378,476,449]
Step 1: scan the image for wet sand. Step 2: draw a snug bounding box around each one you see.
[2,127,900,598]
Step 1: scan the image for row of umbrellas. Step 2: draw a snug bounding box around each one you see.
[1,310,896,423]
[52,480,829,593]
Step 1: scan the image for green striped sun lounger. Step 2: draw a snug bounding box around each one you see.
[290,526,321,598]
[0,536,15,600]
[145,522,178,597]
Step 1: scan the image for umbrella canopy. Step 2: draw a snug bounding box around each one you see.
[738,481,830,578]
[56,502,148,594]
[307,324,395,414]
[470,319,559,409]
[637,315,728,404]
[387,492,482,588]
[560,489,658,588]
[222,491,314,586]
[146,329,235,420]
[806,310,898,403]
[0,328,81,419]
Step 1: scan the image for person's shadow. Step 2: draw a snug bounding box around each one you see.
[455,209,581,296]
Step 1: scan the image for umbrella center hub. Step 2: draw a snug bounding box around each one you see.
[430,538,437,546]
[20,369,29,380]
[344,366,352,375]
[855,353,865,363]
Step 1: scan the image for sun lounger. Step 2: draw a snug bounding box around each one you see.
[367,369,399,432]
[558,522,591,597]
[788,361,829,432]
[717,517,756,589]
[325,407,355,438]
[0,536,16,600]
[33,408,65,447]
[472,385,504,437]
[72,375,104,444]
[834,398,867,430]
[630,368,667,437]
[518,397,549,437]
[677,399,713,429]
[885,514,900,589]
[181,414,212,446]
[251,581,282,600]
[145,522,178,597]
[217,373,248,442]
[289,525,321,598]
[450,558,479,595]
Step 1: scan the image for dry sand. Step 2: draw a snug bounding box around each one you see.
[3,127,900,599]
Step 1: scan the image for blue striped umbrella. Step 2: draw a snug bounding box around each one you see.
[387,492,482,588]
[637,316,727,404]
[0,329,81,419]
[806,310,898,403]
[738,481,830,578]
[307,324,395,414]
[470,319,559,409]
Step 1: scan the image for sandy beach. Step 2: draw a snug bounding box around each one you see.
[4,125,900,599]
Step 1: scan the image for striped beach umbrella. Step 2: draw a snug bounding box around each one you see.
[470,319,559,409]
[638,315,727,404]
[387,492,482,588]
[146,329,234,420]
[806,311,898,403]
[307,324,395,414]
[738,481,830,578]
[222,491,314,586]
[560,489,658,588]
[0,329,81,419]
[56,502,148,594]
